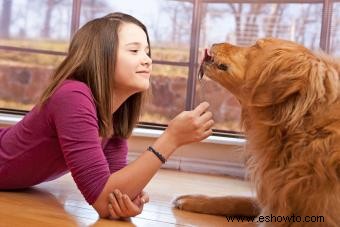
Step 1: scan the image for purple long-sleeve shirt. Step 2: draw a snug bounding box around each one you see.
[0,80,128,204]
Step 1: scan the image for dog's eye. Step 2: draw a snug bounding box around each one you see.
[217,64,228,71]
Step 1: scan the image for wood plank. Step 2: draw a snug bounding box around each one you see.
[0,169,256,226]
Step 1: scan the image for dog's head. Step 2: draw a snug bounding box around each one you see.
[201,38,339,125]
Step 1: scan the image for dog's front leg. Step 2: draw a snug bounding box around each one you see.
[173,195,260,217]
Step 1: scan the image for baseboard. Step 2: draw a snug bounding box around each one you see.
[127,152,246,178]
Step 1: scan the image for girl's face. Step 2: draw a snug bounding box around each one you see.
[114,23,152,94]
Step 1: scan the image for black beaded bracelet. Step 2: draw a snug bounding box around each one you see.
[147,146,166,164]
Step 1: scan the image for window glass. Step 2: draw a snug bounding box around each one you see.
[196,79,241,132]
[197,3,323,132]
[0,0,72,52]
[80,0,192,62]
[330,2,340,57]
[141,65,188,124]
[200,3,322,49]
[0,49,64,110]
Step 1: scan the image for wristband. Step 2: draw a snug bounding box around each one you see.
[147,146,166,164]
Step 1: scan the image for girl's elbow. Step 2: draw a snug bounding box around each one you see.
[92,199,110,218]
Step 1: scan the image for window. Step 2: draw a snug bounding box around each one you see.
[0,0,338,135]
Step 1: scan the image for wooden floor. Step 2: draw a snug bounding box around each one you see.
[0,169,256,227]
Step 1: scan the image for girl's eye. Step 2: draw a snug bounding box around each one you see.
[130,50,138,53]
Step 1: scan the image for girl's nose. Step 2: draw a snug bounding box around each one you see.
[142,53,152,66]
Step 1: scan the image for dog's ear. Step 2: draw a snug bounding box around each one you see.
[248,48,338,126]
[249,73,303,108]
[248,48,305,107]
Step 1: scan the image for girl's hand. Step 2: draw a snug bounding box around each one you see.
[165,102,214,147]
[108,189,149,219]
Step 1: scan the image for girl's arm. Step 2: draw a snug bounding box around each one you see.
[93,102,213,217]
[102,137,128,173]
[48,83,212,218]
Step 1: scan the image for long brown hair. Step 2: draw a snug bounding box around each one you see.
[38,12,151,138]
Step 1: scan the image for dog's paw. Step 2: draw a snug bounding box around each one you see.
[173,194,208,212]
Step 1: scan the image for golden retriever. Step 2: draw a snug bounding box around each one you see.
[174,38,340,227]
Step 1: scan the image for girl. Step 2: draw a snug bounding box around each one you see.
[0,12,214,219]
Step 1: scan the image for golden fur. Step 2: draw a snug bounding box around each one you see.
[174,38,340,227]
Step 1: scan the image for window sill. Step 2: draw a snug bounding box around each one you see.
[133,127,245,146]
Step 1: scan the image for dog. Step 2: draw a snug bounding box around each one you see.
[174,38,340,226]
